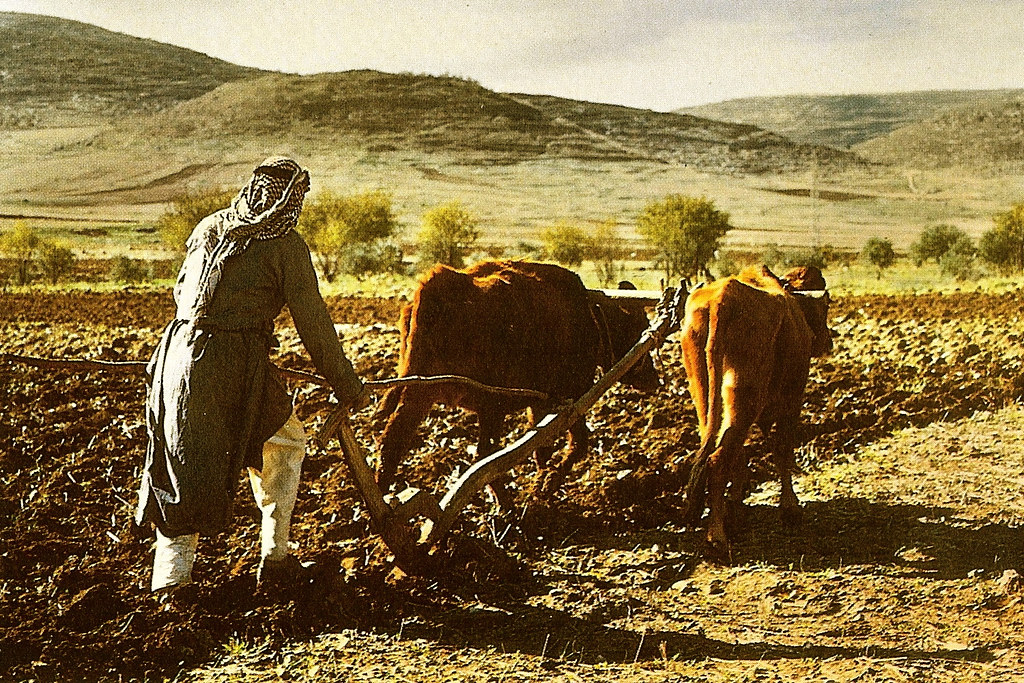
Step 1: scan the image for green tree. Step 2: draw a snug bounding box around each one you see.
[979,203,1024,274]
[862,236,896,279]
[109,256,150,284]
[589,220,625,287]
[0,221,41,285]
[298,189,401,281]
[417,201,480,269]
[910,224,971,266]
[939,234,979,282]
[157,187,235,251]
[38,241,77,284]
[636,194,731,281]
[540,222,590,267]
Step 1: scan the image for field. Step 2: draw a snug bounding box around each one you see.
[2,283,1024,682]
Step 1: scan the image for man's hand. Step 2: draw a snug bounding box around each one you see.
[340,384,372,412]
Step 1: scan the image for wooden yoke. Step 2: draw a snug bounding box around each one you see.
[323,282,687,575]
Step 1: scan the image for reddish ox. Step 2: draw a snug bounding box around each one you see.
[680,265,832,552]
[375,260,659,496]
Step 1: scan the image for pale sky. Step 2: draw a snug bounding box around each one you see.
[2,0,1023,111]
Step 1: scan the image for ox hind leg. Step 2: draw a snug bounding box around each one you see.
[765,414,803,527]
[377,387,434,491]
[703,421,755,554]
[475,406,519,511]
[537,416,590,497]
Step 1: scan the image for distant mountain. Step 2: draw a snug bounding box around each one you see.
[0,12,262,127]
[678,90,1024,149]
[89,70,857,173]
[854,94,1024,170]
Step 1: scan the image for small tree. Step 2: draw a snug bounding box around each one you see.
[540,222,590,267]
[157,187,235,251]
[939,235,979,282]
[417,201,480,269]
[109,257,150,284]
[38,241,77,284]
[910,224,971,266]
[636,194,731,281]
[0,221,41,285]
[862,236,896,279]
[299,189,402,281]
[589,220,625,287]
[979,203,1024,274]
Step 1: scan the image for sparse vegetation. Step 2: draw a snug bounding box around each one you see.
[589,220,626,287]
[862,237,896,279]
[417,201,480,269]
[979,202,1024,274]
[298,189,402,281]
[38,241,77,285]
[157,188,235,251]
[540,222,589,267]
[108,256,150,284]
[910,224,972,266]
[0,221,41,285]
[637,195,732,281]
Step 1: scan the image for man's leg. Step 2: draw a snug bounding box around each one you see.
[151,528,199,592]
[248,412,306,583]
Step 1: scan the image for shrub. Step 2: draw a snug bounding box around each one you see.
[417,201,480,269]
[589,220,626,287]
[157,187,235,251]
[38,242,77,284]
[862,237,896,279]
[0,221,41,284]
[109,257,150,284]
[939,236,980,282]
[637,195,731,281]
[540,222,590,267]
[910,224,971,266]
[979,203,1024,274]
[760,243,835,271]
[298,189,401,281]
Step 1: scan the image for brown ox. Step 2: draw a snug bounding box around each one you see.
[680,265,832,552]
[375,260,659,496]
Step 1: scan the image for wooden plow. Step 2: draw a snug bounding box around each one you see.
[318,284,687,574]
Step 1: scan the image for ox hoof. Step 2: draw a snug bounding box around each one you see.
[703,537,733,564]
[779,504,804,528]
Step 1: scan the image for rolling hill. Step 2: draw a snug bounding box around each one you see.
[83,70,859,174]
[678,90,1024,149]
[0,11,262,127]
[854,94,1024,171]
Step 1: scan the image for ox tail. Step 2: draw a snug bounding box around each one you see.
[681,300,728,527]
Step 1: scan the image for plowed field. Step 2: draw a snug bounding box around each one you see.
[2,287,1023,681]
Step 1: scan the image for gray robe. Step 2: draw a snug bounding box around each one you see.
[136,225,361,537]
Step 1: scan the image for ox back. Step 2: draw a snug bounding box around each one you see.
[375,260,657,493]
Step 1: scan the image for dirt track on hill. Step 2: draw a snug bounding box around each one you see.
[1,287,1023,681]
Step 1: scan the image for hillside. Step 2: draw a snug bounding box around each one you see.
[84,70,858,173]
[511,93,857,174]
[854,95,1024,171]
[0,12,262,128]
[678,89,1024,149]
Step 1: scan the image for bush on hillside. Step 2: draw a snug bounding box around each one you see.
[540,222,590,267]
[979,203,1024,274]
[910,224,972,266]
[157,188,235,251]
[0,221,41,285]
[417,201,480,270]
[637,194,731,281]
[38,241,77,284]
[109,257,150,284]
[298,189,401,281]
[862,237,896,279]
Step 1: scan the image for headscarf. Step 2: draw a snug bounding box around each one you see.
[179,156,311,320]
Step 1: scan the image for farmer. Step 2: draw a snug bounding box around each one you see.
[135,156,367,592]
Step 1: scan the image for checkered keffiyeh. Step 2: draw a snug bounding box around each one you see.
[182,157,311,320]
